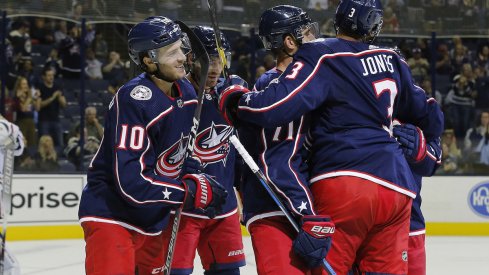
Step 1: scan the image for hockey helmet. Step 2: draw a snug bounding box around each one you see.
[334,0,383,43]
[258,5,319,50]
[192,25,231,66]
[128,16,190,67]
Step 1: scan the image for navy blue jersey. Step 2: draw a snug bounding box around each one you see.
[182,83,238,219]
[78,73,197,234]
[236,38,444,198]
[239,68,315,227]
[409,139,442,234]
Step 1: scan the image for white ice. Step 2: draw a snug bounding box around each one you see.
[8,236,489,274]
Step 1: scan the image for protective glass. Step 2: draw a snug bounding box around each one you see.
[299,22,320,41]
[208,53,232,68]
[149,33,191,64]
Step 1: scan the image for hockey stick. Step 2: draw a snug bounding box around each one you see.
[163,21,210,275]
[229,136,336,275]
[207,0,229,78]
[0,139,15,274]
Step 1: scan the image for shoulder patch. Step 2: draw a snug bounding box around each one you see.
[130,85,152,100]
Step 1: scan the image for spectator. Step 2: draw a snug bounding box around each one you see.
[474,66,489,112]
[451,44,471,73]
[255,65,266,81]
[64,124,100,170]
[29,17,54,45]
[92,32,108,61]
[44,48,62,77]
[54,20,68,45]
[421,78,443,104]
[445,75,477,138]
[72,106,103,141]
[34,135,59,172]
[382,6,400,33]
[84,48,103,80]
[58,24,83,78]
[262,53,276,71]
[37,67,67,147]
[70,2,83,21]
[8,20,31,58]
[14,76,40,148]
[438,129,463,174]
[102,51,127,91]
[464,111,489,164]
[407,47,429,83]
[436,43,453,76]
[474,45,489,72]
[16,57,37,86]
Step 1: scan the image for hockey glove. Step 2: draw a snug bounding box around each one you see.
[215,75,250,126]
[180,156,203,175]
[182,173,228,218]
[393,124,427,162]
[293,215,335,268]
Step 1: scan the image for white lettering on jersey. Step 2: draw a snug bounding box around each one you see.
[130,85,152,100]
[360,55,394,76]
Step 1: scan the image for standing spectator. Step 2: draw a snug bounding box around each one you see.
[37,67,66,147]
[474,45,489,71]
[16,57,37,86]
[85,48,103,80]
[464,111,489,164]
[451,44,471,73]
[92,32,108,61]
[34,135,59,172]
[436,43,453,76]
[102,51,127,91]
[14,76,40,148]
[474,66,489,112]
[445,75,477,138]
[408,47,430,83]
[8,20,31,58]
[421,78,443,104]
[59,25,83,79]
[54,20,68,45]
[382,6,400,33]
[29,17,54,45]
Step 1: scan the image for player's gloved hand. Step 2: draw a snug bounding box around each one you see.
[292,215,335,268]
[180,156,203,175]
[182,173,228,218]
[393,123,427,162]
[215,75,250,125]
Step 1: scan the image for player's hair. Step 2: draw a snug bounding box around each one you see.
[334,0,384,43]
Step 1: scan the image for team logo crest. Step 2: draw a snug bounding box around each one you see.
[156,134,188,178]
[194,123,233,166]
[130,85,152,100]
[176,98,184,108]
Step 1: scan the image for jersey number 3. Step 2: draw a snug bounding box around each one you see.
[373,78,398,133]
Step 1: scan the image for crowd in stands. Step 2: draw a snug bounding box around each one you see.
[1,8,488,174]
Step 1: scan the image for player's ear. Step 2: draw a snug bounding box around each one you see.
[142,56,156,71]
[284,35,298,50]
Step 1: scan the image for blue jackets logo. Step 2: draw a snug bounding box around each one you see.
[468,182,489,218]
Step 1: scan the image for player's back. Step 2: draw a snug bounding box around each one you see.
[304,38,417,196]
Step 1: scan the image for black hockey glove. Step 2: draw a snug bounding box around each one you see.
[293,215,335,268]
[182,173,228,218]
[393,123,427,162]
[180,156,203,175]
[215,75,249,126]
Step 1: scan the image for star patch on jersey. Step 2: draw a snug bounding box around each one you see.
[130,85,152,100]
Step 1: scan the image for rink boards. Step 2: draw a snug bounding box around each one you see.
[2,174,489,240]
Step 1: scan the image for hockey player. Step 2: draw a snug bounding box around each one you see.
[165,26,245,275]
[238,6,334,274]
[78,17,228,275]
[216,0,444,274]
[393,122,442,275]
[0,116,23,275]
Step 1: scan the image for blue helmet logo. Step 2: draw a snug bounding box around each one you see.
[468,181,489,218]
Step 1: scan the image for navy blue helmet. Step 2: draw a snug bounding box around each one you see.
[128,16,189,67]
[192,26,231,56]
[258,5,319,50]
[334,0,383,43]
